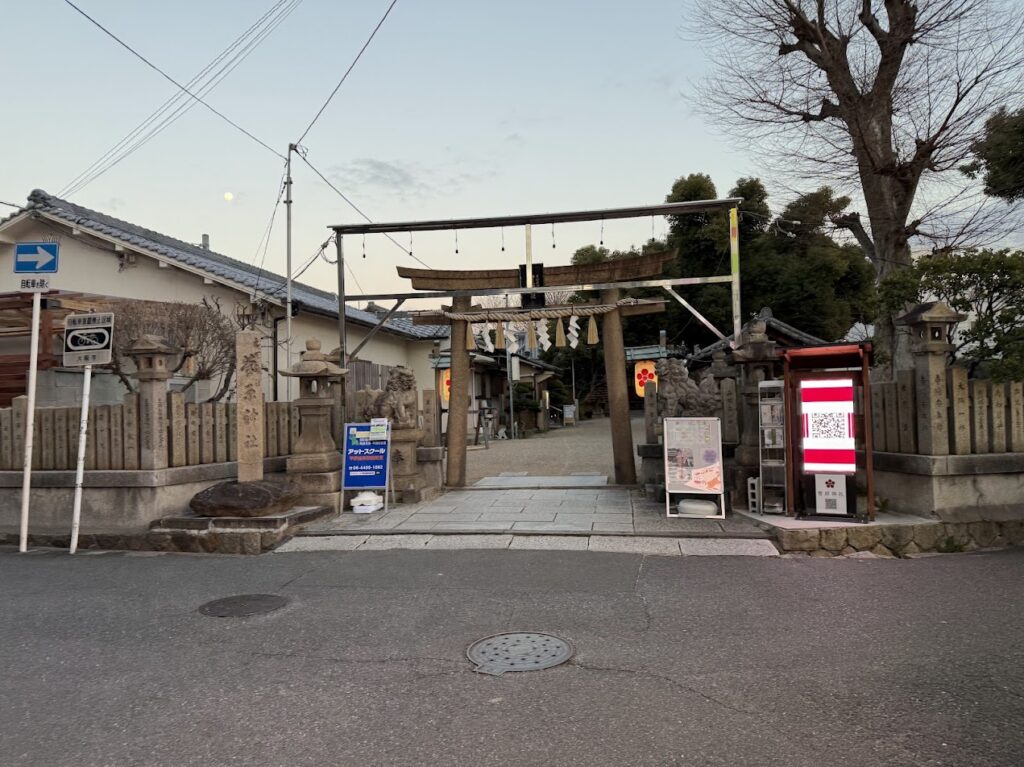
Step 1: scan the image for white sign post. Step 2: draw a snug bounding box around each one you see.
[14,242,59,553]
[62,312,114,554]
[18,291,41,553]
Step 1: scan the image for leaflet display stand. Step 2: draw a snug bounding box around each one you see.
[757,381,787,514]
[663,417,726,519]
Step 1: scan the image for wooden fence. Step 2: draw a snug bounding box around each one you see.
[870,368,1024,455]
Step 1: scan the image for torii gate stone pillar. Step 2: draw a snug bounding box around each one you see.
[601,288,636,485]
[445,295,472,487]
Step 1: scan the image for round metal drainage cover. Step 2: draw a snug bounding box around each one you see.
[198,594,289,618]
[467,632,573,675]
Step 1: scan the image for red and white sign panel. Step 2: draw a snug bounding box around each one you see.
[800,379,855,474]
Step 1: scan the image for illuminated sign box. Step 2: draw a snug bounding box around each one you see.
[800,379,855,474]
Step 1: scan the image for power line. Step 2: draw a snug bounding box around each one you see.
[295,0,399,146]
[295,152,432,268]
[61,0,284,161]
[61,0,301,197]
[0,200,22,209]
[252,164,289,296]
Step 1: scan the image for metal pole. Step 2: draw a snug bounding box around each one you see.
[285,144,295,400]
[524,224,533,288]
[507,347,514,440]
[337,236,346,363]
[729,207,742,346]
[336,235,346,424]
[19,290,41,553]
[69,364,91,554]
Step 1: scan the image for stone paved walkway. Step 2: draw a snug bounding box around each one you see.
[302,487,769,538]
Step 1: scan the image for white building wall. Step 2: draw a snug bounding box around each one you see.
[0,220,441,405]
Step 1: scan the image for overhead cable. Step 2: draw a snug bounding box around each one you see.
[60,0,299,197]
[296,153,432,269]
[61,0,285,161]
[295,0,399,145]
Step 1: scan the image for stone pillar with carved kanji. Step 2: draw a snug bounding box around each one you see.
[234,330,265,482]
[127,335,179,471]
[730,319,777,506]
[283,339,347,511]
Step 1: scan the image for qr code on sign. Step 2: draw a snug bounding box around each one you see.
[808,412,847,439]
[825,498,838,511]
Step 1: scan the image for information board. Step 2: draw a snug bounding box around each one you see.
[342,422,390,490]
[663,417,725,518]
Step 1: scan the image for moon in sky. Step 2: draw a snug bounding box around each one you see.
[223,192,234,202]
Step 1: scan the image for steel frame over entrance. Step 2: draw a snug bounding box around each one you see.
[327,197,744,487]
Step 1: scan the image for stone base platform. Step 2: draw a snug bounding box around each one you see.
[147,505,336,554]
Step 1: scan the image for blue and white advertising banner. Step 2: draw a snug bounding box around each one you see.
[342,422,390,489]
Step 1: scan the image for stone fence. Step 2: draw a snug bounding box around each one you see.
[870,370,1024,455]
[0,395,298,472]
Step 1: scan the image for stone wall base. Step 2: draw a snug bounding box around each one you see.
[871,451,1024,522]
[773,519,1024,558]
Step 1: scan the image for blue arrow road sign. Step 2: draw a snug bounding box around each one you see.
[14,242,59,274]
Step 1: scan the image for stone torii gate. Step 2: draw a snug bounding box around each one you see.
[329,199,744,487]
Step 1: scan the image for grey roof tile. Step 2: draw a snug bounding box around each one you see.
[8,189,449,341]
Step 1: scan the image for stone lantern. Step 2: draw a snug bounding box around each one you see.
[897,301,965,356]
[282,338,348,509]
[897,302,965,456]
[127,334,179,381]
[127,335,181,470]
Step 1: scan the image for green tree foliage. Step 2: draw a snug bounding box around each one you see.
[880,249,1024,380]
[961,107,1024,202]
[742,187,877,341]
[552,175,876,390]
[664,175,876,347]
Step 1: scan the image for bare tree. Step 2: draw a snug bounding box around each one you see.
[692,0,1024,371]
[104,297,241,401]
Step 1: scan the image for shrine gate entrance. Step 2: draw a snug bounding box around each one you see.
[329,199,744,488]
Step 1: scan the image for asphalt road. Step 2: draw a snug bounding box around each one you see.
[1,546,1022,767]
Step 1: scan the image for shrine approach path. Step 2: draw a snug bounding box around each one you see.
[465,415,644,484]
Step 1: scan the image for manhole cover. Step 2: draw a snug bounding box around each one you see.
[198,594,289,618]
[467,632,573,675]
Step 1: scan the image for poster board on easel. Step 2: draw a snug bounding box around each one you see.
[342,419,393,513]
[663,417,725,519]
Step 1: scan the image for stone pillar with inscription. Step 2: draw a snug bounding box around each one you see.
[730,319,777,506]
[897,302,965,456]
[127,335,178,471]
[710,350,740,446]
[235,330,265,482]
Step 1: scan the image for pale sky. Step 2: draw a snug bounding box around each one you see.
[2,0,758,302]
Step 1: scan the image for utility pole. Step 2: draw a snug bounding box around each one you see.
[336,235,346,365]
[284,143,295,400]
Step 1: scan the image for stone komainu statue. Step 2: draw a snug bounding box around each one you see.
[655,358,721,418]
[362,366,418,429]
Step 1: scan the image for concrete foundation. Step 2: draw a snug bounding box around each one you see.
[0,458,287,537]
